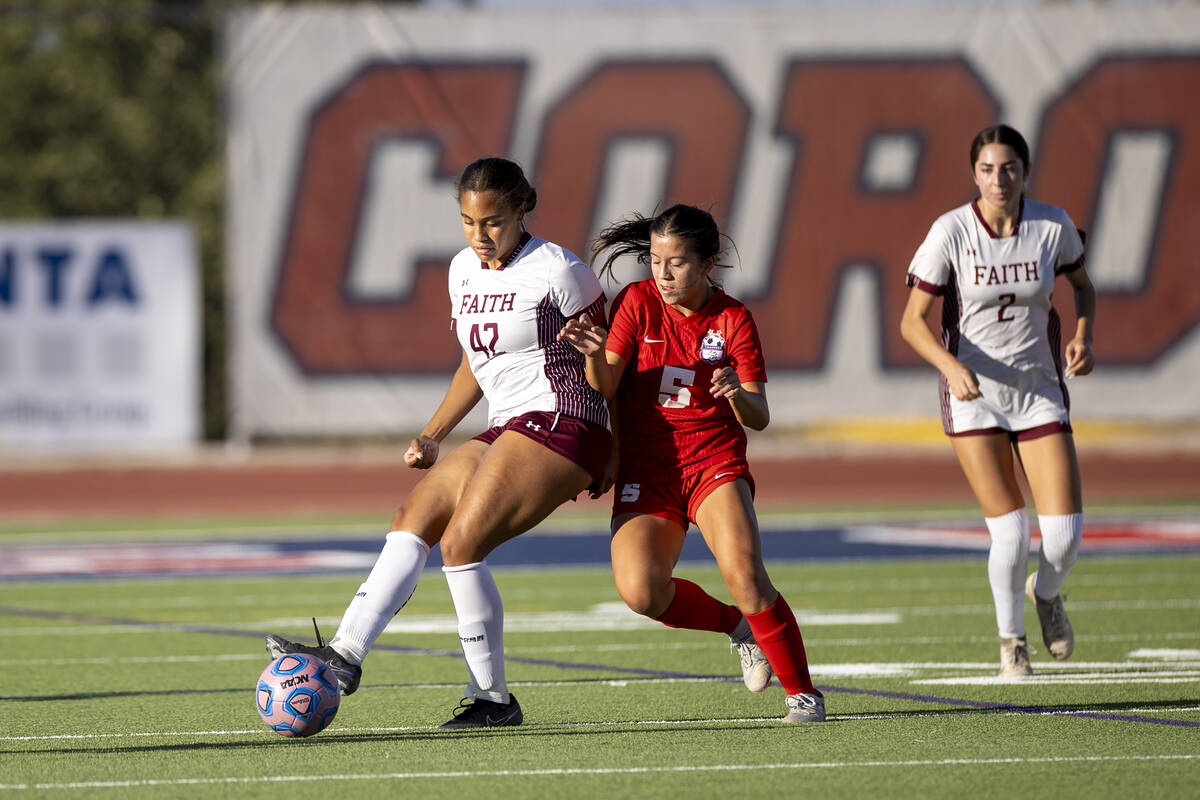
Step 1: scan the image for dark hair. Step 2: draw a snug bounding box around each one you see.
[455,157,538,215]
[591,204,729,282]
[970,124,1030,172]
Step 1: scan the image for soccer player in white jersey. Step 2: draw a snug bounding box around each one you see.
[900,125,1097,678]
[266,157,613,727]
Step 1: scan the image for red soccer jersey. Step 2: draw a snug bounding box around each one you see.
[606,279,767,483]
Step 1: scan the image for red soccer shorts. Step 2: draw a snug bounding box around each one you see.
[611,459,756,529]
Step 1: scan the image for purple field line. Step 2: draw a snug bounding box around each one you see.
[4,605,1197,728]
[824,684,1200,728]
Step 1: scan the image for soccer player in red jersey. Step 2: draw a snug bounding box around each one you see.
[559,204,824,722]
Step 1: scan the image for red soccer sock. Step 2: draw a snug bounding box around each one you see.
[745,593,818,695]
[652,578,743,634]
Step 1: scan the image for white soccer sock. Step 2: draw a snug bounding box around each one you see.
[329,531,430,665]
[985,508,1031,639]
[1034,512,1083,599]
[443,560,508,703]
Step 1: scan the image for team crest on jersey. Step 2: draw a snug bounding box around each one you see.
[699,329,726,363]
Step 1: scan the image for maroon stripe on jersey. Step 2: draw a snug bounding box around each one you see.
[938,274,963,433]
[1048,306,1070,412]
[970,197,1024,239]
[579,295,608,328]
[938,374,953,434]
[484,232,532,271]
[905,274,944,296]
[940,273,962,357]
[535,292,609,427]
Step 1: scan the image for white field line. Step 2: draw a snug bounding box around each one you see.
[0,603,901,637]
[5,658,1199,693]
[914,674,1200,685]
[2,754,1198,791]
[843,706,1200,721]
[204,597,1200,632]
[8,709,1200,743]
[4,625,1200,650]
[7,700,1200,744]
[522,630,1200,651]
[801,631,1200,647]
[784,571,1200,593]
[896,598,1200,616]
[1127,648,1200,660]
[4,642,1199,670]
[5,596,1195,636]
[0,653,265,667]
[26,570,1194,612]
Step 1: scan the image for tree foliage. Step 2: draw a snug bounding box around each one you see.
[0,2,224,436]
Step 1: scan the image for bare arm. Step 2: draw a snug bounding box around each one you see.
[899,286,981,401]
[558,314,626,400]
[1061,265,1096,378]
[590,398,620,499]
[711,370,770,431]
[404,349,484,469]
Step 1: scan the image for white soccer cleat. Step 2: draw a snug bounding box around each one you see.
[998,636,1032,677]
[1026,572,1074,660]
[729,618,773,693]
[782,692,826,723]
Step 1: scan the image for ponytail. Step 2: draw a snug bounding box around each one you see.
[591,204,728,283]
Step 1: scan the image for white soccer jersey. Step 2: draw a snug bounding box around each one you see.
[906,198,1085,434]
[448,233,609,429]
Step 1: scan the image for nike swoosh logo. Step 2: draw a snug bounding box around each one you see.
[714,472,735,480]
[643,337,665,344]
[486,709,521,726]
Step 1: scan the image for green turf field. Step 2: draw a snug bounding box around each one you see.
[3,554,1198,798]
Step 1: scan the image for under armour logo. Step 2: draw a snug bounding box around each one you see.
[526,421,542,432]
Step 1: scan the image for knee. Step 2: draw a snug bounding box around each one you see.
[1042,537,1079,568]
[390,495,425,532]
[614,572,671,618]
[1040,513,1082,566]
[722,570,773,614]
[439,533,480,568]
[713,552,772,607]
[389,505,408,531]
[390,501,447,549]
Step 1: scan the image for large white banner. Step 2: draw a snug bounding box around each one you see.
[0,222,199,449]
[226,5,1200,438]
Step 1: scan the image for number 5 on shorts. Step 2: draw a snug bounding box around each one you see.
[620,483,641,502]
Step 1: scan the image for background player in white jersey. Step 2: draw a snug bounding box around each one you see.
[266,157,612,727]
[900,125,1096,677]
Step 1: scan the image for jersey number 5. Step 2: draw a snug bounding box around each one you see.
[469,322,500,357]
[658,366,695,408]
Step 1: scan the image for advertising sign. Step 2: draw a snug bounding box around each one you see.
[226,6,1200,436]
[0,222,199,449]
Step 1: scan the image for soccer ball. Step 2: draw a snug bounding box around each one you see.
[255,653,340,737]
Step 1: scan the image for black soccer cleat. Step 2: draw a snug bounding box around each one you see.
[439,694,524,729]
[265,618,362,696]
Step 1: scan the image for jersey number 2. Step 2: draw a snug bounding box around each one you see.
[469,323,499,357]
[658,366,695,408]
[997,293,1016,323]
